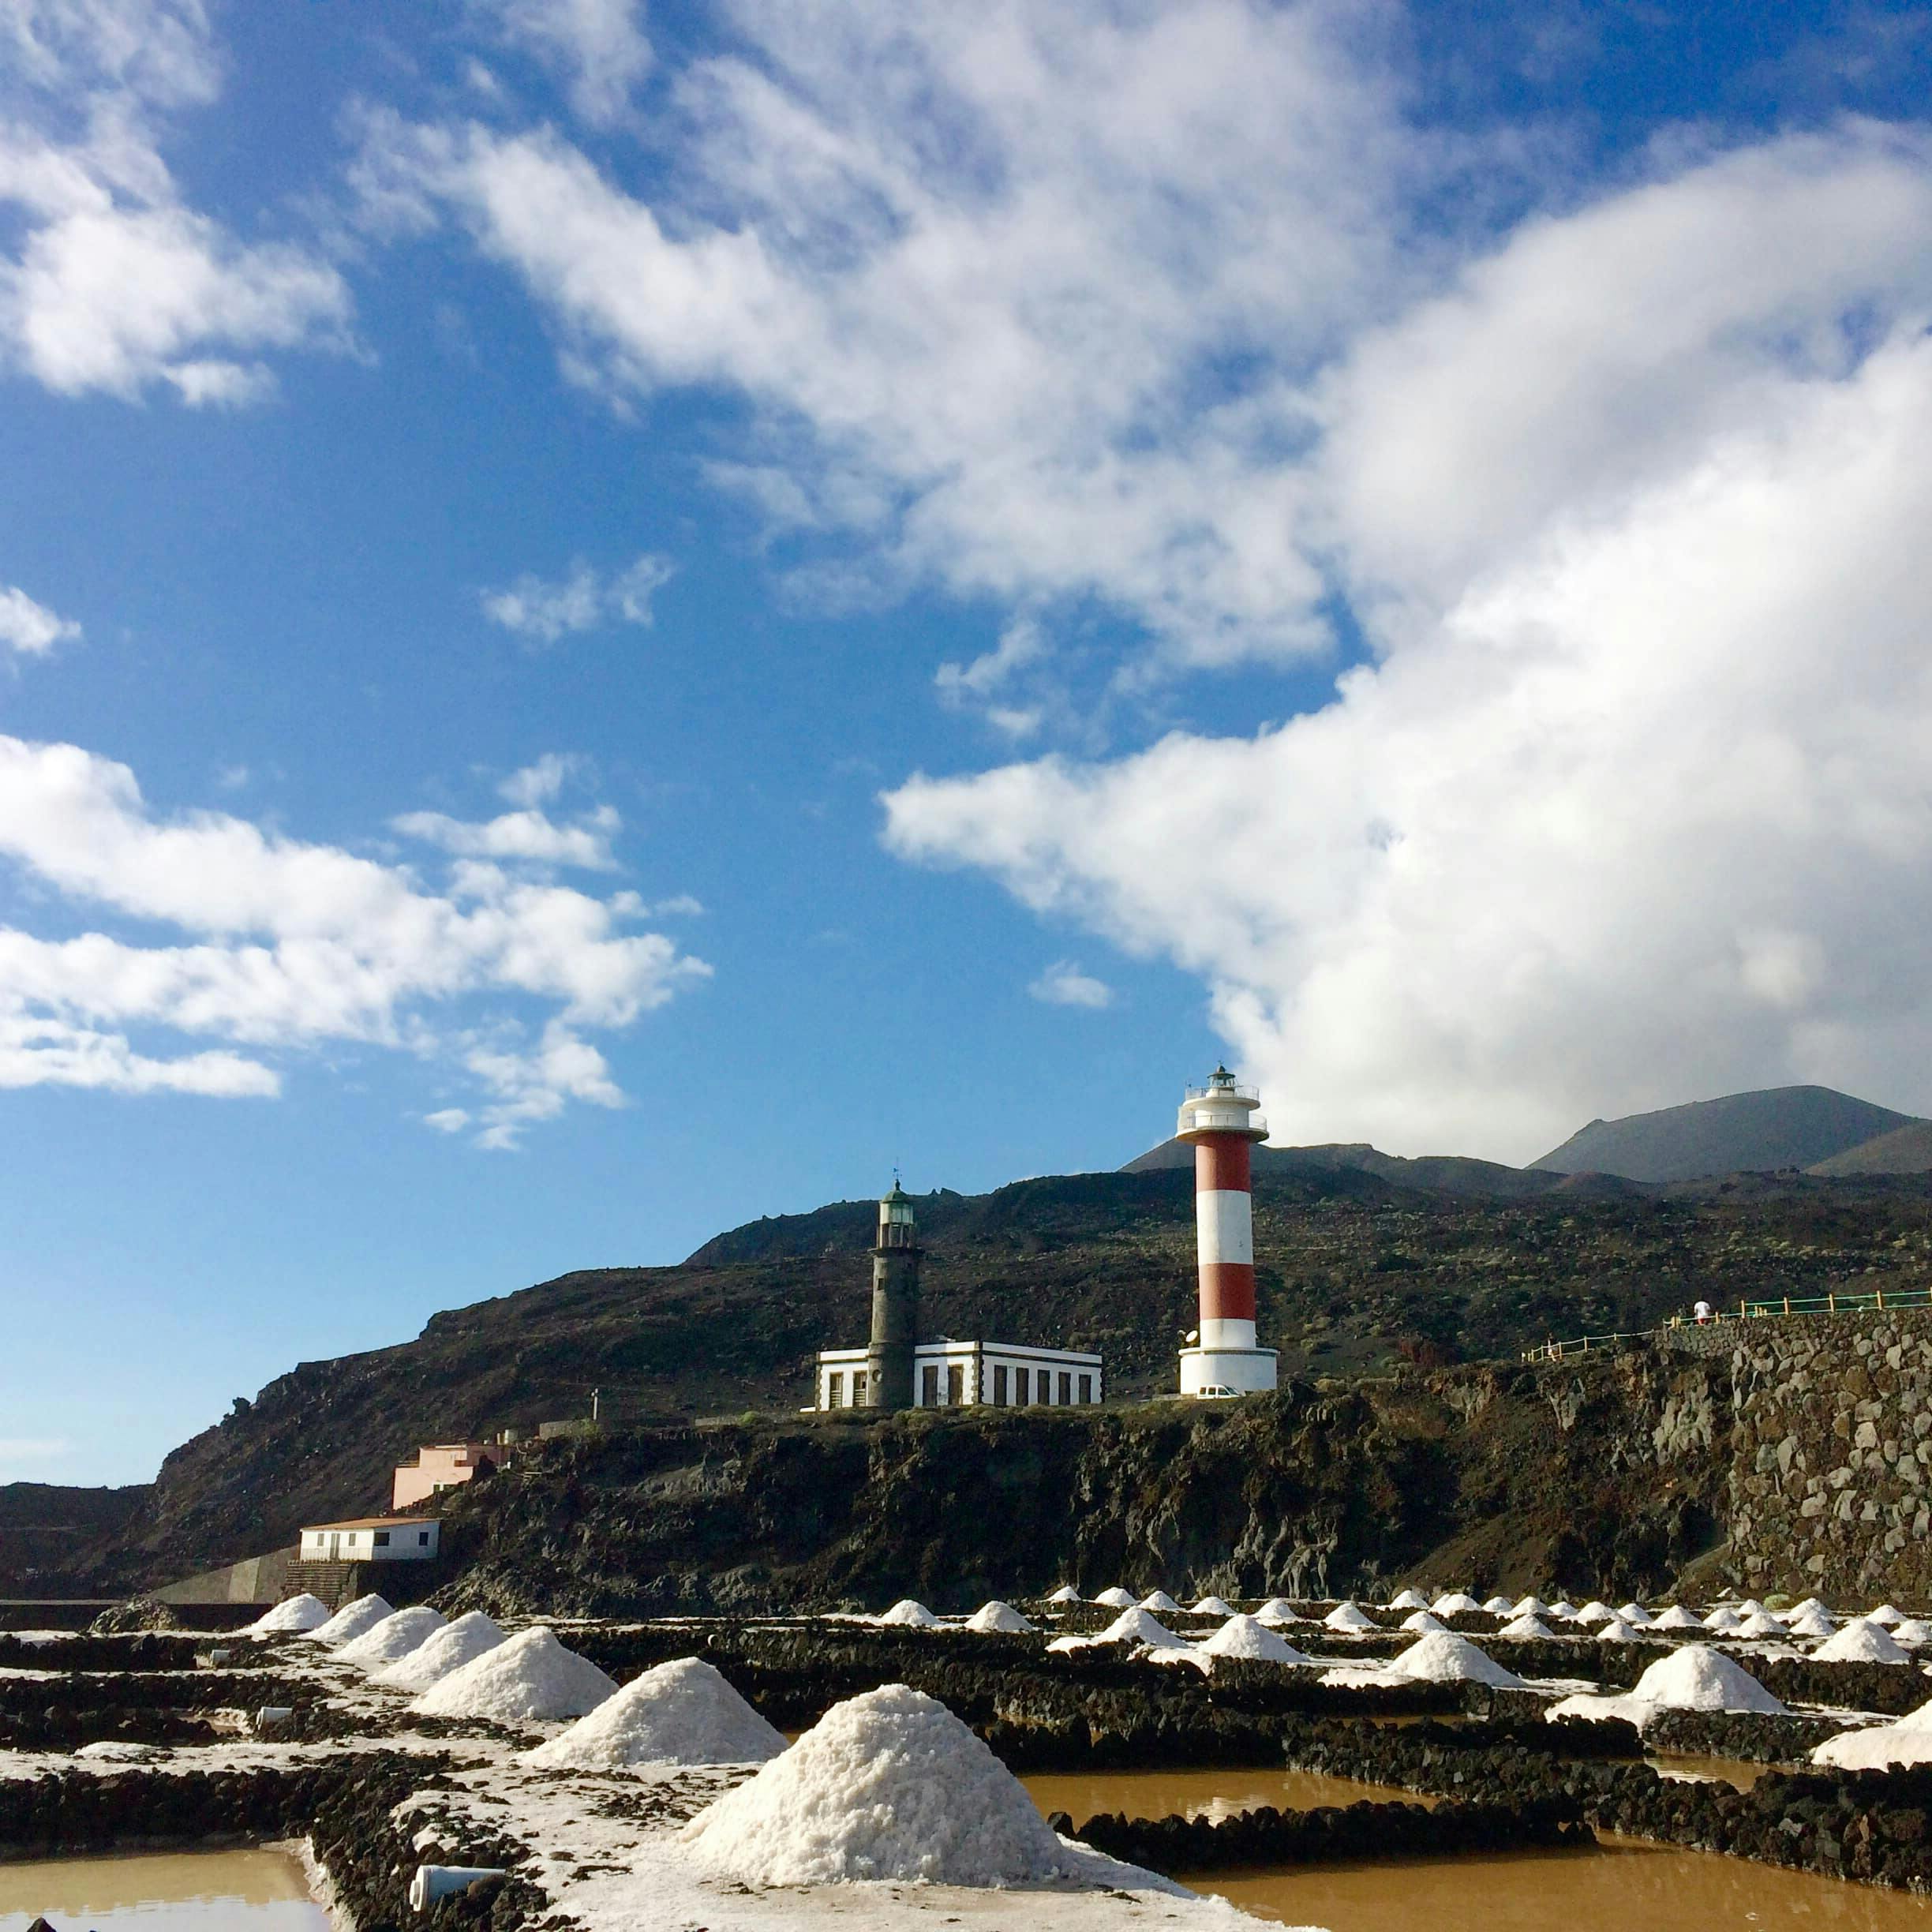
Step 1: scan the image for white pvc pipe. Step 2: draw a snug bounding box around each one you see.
[410,1866,507,1911]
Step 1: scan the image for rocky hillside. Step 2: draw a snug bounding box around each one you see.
[437,1350,1727,1615]
[1532,1085,1923,1181]
[13,1159,1932,1596]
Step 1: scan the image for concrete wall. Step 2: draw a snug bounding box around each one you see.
[153,1546,300,1606]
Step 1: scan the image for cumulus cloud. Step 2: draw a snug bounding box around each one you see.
[1028,960,1113,1009]
[0,734,707,1140]
[0,0,350,402]
[0,583,78,655]
[480,552,675,642]
[393,802,620,869]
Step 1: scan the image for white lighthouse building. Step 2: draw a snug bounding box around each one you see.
[1176,1066,1279,1398]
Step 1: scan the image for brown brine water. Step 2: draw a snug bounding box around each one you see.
[0,1846,328,1930]
[1021,1765,1437,1823]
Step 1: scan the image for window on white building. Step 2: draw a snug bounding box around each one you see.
[1079,1374,1093,1404]
[994,1364,1009,1403]
[1059,1372,1072,1405]
[828,1372,844,1408]
[921,1364,939,1406]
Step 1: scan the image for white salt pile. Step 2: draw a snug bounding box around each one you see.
[1139,1590,1181,1612]
[1512,1595,1549,1616]
[1867,1604,1906,1627]
[1481,1596,1515,1614]
[1814,1619,1911,1664]
[1786,1606,1837,1639]
[1891,1618,1932,1646]
[1324,1601,1376,1632]
[877,1599,940,1627]
[1092,1586,1136,1608]
[1189,1595,1236,1616]
[1597,1618,1642,1642]
[1046,1586,1082,1605]
[1735,1611,1785,1638]
[524,1657,785,1769]
[1652,1605,1701,1630]
[337,1605,447,1666]
[1400,1610,1447,1633]
[680,1684,1073,1887]
[1616,1602,1654,1626]
[244,1593,331,1637]
[374,1611,504,1691]
[1814,1698,1932,1772]
[1431,1591,1481,1616]
[966,1601,1035,1634]
[1575,1601,1613,1625]
[1736,1597,1768,1617]
[1789,1596,1825,1614]
[304,1593,393,1647]
[1388,1589,1429,1611]
[1096,1608,1188,1649]
[1388,1631,1525,1689]
[1702,1606,1743,1632]
[1549,1644,1788,1724]
[414,1626,617,1722]
[1195,1615,1312,1664]
[1255,1597,1305,1624]
[1547,1600,1579,1619]
[1499,1614,1554,1640]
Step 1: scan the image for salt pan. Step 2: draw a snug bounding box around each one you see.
[1549,1644,1788,1724]
[244,1593,331,1637]
[877,1599,939,1627]
[680,1683,1074,1887]
[1388,1631,1524,1689]
[966,1601,1035,1634]
[524,1657,784,1769]
[1498,1614,1554,1640]
[305,1594,394,1647]
[1814,1697,1932,1771]
[1194,1615,1312,1664]
[375,1611,504,1691]
[1814,1619,1910,1664]
[1324,1601,1376,1632]
[413,1625,617,1722]
[336,1605,446,1666]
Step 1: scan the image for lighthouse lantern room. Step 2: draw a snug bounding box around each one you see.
[1176,1066,1279,1398]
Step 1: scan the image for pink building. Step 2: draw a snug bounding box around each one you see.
[391,1443,496,1513]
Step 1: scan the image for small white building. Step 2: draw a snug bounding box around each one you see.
[814,1339,1102,1412]
[299,1516,440,1563]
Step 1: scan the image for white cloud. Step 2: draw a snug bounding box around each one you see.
[498,751,586,807]
[0,733,707,1134]
[0,0,350,402]
[465,1017,624,1148]
[480,552,674,642]
[360,2,1409,674]
[424,1106,471,1133]
[474,0,653,128]
[0,582,78,655]
[393,802,620,870]
[889,323,1932,1160]
[1028,960,1113,1009]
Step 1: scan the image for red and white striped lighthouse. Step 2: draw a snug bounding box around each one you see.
[1176,1066,1279,1398]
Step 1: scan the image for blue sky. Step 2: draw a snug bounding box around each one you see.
[5,0,1932,1487]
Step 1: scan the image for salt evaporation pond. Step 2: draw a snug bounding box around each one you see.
[1195,1837,1932,1932]
[0,1846,328,1931]
[1021,1765,1438,1824]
